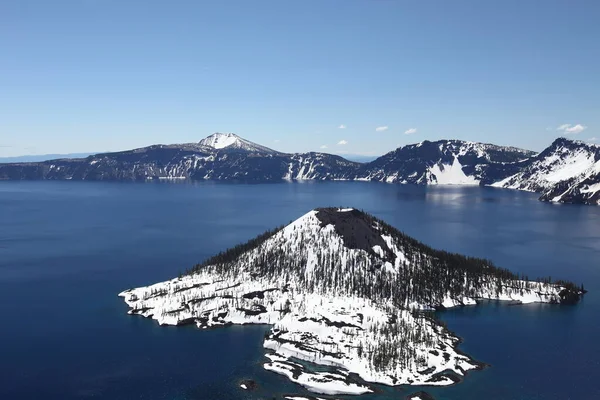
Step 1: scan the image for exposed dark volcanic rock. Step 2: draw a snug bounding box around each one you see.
[315,207,396,263]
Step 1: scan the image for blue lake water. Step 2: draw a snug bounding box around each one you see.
[0,181,598,400]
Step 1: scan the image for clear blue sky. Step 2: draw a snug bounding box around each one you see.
[1,0,598,157]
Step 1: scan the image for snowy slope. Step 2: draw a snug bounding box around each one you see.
[198,132,240,149]
[491,138,600,205]
[429,157,479,185]
[119,208,581,395]
[283,153,359,180]
[199,132,281,154]
[353,139,534,185]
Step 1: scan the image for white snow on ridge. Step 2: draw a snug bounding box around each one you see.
[200,132,239,149]
[283,154,356,181]
[492,142,600,195]
[543,151,596,183]
[581,182,600,194]
[198,132,280,154]
[348,139,532,185]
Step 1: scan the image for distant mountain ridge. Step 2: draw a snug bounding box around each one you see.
[0,133,360,182]
[0,153,94,163]
[0,133,598,205]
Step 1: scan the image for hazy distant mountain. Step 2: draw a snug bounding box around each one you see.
[339,154,380,163]
[0,153,94,163]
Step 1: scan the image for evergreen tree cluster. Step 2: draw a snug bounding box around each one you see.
[187,224,286,275]
[186,208,578,310]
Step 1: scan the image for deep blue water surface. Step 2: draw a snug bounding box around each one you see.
[1,181,598,400]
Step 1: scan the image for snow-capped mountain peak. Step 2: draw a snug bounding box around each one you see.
[199,132,281,154]
[199,132,241,149]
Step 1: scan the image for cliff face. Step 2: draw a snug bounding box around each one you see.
[119,208,582,395]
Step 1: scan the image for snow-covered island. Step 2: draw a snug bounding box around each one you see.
[119,208,584,395]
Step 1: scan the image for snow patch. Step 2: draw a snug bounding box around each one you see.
[429,157,479,185]
[581,182,600,194]
[199,132,240,149]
